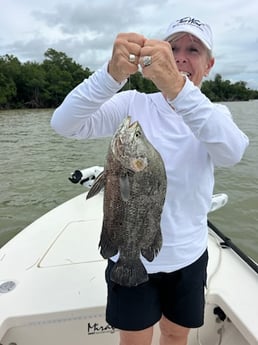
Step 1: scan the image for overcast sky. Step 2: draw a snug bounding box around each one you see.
[1,0,258,89]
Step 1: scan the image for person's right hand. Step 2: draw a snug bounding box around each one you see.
[108,33,146,83]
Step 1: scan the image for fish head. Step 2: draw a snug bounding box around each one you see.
[111,116,148,172]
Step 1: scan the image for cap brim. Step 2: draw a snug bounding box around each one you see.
[164,28,212,50]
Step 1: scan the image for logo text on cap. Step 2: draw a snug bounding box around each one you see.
[177,17,203,27]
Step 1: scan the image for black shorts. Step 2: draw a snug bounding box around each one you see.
[105,249,208,331]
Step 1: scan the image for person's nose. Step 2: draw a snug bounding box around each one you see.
[174,52,187,64]
[176,56,187,64]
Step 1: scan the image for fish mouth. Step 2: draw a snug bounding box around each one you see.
[111,116,142,167]
[112,116,138,156]
[124,116,138,130]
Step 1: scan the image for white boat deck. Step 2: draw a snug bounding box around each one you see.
[0,192,257,345]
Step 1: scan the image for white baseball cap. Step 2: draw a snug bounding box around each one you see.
[163,17,213,50]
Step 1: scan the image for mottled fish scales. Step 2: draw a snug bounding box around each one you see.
[87,116,167,287]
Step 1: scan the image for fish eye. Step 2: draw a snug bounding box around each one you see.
[135,130,141,138]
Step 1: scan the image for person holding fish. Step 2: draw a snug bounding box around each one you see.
[51,17,249,345]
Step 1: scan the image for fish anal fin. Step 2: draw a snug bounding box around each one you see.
[141,229,162,262]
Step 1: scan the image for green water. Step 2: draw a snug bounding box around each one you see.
[0,102,257,261]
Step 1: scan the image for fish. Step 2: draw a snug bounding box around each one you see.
[86,116,167,287]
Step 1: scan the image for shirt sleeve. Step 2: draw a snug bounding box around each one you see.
[51,63,128,139]
[170,78,249,167]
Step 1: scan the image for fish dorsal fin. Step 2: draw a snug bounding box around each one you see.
[119,173,130,202]
[86,171,105,199]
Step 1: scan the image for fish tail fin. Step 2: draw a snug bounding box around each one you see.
[111,258,148,287]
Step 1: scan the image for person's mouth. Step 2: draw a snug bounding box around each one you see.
[180,71,191,78]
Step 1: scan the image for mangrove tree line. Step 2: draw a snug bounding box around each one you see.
[0,48,257,109]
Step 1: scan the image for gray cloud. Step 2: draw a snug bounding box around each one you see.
[0,0,257,88]
[32,0,170,35]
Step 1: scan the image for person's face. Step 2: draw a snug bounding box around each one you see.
[170,34,214,86]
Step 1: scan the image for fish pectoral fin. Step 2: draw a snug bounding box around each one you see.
[86,171,105,199]
[119,173,130,202]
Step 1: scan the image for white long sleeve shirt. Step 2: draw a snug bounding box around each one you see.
[51,63,249,273]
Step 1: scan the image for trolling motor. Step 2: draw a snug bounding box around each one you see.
[69,166,104,189]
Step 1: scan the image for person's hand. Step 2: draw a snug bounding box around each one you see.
[140,39,185,100]
[108,33,146,83]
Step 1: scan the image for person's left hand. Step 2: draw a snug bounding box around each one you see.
[140,39,185,100]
